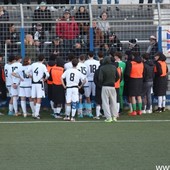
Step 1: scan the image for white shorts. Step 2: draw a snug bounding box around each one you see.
[19,87,32,98]
[11,85,20,96]
[31,83,45,98]
[66,87,79,103]
[84,81,96,97]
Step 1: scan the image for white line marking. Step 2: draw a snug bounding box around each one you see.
[0,120,170,124]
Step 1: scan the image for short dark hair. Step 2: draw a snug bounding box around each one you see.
[114,52,122,60]
[38,54,45,61]
[72,58,78,67]
[8,55,15,62]
[49,54,56,61]
[23,57,30,66]
[79,54,86,61]
[141,53,149,60]
[98,51,104,59]
[67,53,75,61]
[88,51,94,58]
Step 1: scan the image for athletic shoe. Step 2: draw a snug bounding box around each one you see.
[78,114,83,118]
[34,116,40,120]
[161,107,166,112]
[23,113,27,118]
[54,114,62,119]
[104,118,113,123]
[137,110,142,115]
[70,117,75,122]
[15,112,22,116]
[128,111,137,116]
[0,112,4,116]
[63,116,70,121]
[87,113,93,118]
[146,110,152,114]
[142,110,146,114]
[32,113,35,118]
[8,111,14,116]
[155,107,162,113]
[112,117,117,122]
[93,116,100,120]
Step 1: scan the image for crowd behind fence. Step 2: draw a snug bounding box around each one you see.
[0,3,170,63]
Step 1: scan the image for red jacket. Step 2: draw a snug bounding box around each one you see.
[56,16,79,40]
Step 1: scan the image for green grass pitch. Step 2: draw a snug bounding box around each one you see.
[0,110,170,170]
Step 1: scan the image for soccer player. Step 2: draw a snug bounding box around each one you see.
[84,51,100,117]
[26,54,49,119]
[4,55,15,115]
[77,54,89,118]
[11,55,22,116]
[12,57,35,117]
[64,53,75,70]
[61,58,86,121]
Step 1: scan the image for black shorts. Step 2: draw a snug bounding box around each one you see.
[52,84,65,104]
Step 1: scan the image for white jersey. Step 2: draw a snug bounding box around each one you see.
[27,62,49,83]
[15,65,32,87]
[84,59,100,81]
[4,63,12,87]
[64,62,73,70]
[11,62,22,85]
[62,68,85,87]
[77,62,89,86]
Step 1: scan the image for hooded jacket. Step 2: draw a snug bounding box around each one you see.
[99,56,119,87]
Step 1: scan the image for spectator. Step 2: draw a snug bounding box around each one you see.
[138,0,153,10]
[75,6,90,42]
[33,1,52,42]
[56,9,79,58]
[48,36,64,58]
[5,23,20,56]
[98,0,119,11]
[153,52,168,113]
[146,35,158,60]
[128,39,140,55]
[87,20,104,59]
[31,23,46,54]
[0,6,9,54]
[25,34,37,61]
[4,0,16,4]
[71,37,88,58]
[105,31,122,52]
[97,11,110,40]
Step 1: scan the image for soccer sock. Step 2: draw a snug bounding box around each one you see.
[162,96,166,107]
[158,96,163,108]
[117,103,120,113]
[71,108,76,118]
[35,103,41,117]
[96,105,101,117]
[13,96,18,113]
[138,103,142,111]
[78,103,83,115]
[132,104,136,111]
[86,103,92,114]
[50,100,54,111]
[9,104,13,112]
[21,101,27,114]
[129,103,133,112]
[56,107,61,114]
[29,101,35,114]
[65,105,71,117]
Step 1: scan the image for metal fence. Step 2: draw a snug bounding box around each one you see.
[0,3,170,63]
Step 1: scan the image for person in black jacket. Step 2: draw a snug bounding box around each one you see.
[99,56,119,122]
[128,39,140,56]
[146,35,159,60]
[141,53,155,114]
[93,51,104,119]
[153,52,168,112]
[33,1,52,42]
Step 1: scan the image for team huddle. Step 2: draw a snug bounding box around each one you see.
[3,50,168,122]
